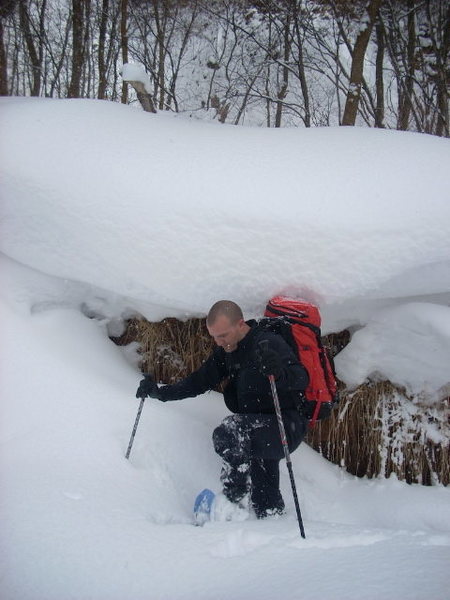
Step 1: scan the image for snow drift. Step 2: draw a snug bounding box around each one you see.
[1,97,449,332]
[335,302,450,399]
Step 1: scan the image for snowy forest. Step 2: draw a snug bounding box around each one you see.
[0,0,449,134]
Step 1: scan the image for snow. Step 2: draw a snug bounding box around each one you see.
[2,300,450,600]
[1,97,450,599]
[1,97,449,329]
[121,63,153,94]
[335,302,450,400]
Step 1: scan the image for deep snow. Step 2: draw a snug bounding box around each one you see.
[1,97,450,331]
[1,299,449,600]
[1,97,450,599]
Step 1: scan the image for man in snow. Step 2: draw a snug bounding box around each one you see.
[136,300,309,518]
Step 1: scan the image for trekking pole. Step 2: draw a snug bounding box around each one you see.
[259,341,306,539]
[125,397,145,459]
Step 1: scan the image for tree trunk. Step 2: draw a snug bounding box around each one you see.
[48,17,72,98]
[0,0,19,95]
[374,19,385,127]
[97,0,109,99]
[68,0,87,98]
[0,19,7,95]
[435,12,449,137]
[154,0,168,111]
[120,0,128,104]
[398,0,415,130]
[18,0,42,96]
[427,1,449,137]
[275,13,291,128]
[292,0,311,127]
[342,0,383,126]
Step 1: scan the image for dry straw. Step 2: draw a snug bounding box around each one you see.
[307,380,449,485]
[113,317,215,383]
[113,317,449,486]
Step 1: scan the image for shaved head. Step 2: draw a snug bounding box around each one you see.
[207,300,244,327]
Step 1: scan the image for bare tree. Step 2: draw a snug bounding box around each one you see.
[68,0,91,98]
[399,0,415,130]
[0,19,7,95]
[96,0,121,99]
[17,0,47,96]
[128,0,201,112]
[341,0,382,126]
[374,17,385,127]
[291,0,311,126]
[382,0,449,137]
[381,0,416,131]
[97,0,109,98]
[0,0,19,95]
[422,0,449,137]
[204,0,314,127]
[45,5,72,97]
[121,0,128,103]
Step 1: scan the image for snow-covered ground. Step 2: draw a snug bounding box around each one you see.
[1,97,449,599]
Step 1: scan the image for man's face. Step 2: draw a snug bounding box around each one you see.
[207,314,245,353]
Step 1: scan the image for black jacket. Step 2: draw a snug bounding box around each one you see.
[158,320,309,414]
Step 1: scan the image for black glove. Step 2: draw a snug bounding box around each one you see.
[256,345,282,379]
[136,374,162,400]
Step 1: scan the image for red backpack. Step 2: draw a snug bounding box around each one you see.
[262,296,338,426]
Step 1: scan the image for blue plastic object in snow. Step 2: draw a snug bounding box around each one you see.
[193,488,215,525]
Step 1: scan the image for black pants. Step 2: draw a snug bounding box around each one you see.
[212,409,307,517]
